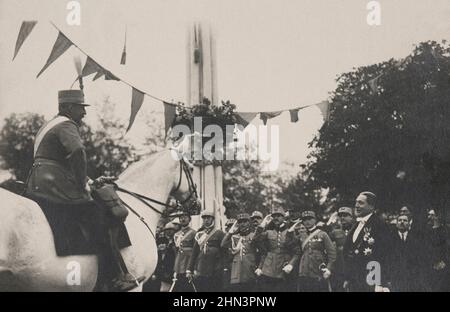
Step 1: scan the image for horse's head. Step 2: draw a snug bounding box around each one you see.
[169,157,201,216]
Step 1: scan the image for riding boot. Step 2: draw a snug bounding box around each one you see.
[107,225,145,291]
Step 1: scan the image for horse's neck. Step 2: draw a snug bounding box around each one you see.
[117,151,178,230]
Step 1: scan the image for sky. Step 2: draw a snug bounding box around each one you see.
[1,0,450,167]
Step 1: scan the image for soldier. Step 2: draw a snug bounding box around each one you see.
[221,213,259,292]
[329,207,355,291]
[222,218,237,292]
[171,211,196,292]
[296,211,336,292]
[254,207,297,292]
[187,211,225,292]
[153,223,177,292]
[250,211,264,228]
[25,89,140,291]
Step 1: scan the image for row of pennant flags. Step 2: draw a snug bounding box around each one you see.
[13,20,336,133]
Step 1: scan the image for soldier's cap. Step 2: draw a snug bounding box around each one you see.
[237,213,251,221]
[301,211,316,219]
[201,211,215,218]
[58,90,90,106]
[178,211,191,217]
[271,207,285,216]
[338,207,353,216]
[250,211,264,219]
[163,222,178,231]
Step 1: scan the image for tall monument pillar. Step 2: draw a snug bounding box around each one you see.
[186,22,225,230]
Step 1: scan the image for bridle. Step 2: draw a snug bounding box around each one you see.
[116,157,198,217]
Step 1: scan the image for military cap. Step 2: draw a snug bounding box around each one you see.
[250,211,264,219]
[58,90,89,106]
[338,207,353,216]
[301,211,316,219]
[201,210,215,218]
[163,222,177,231]
[237,213,251,221]
[271,207,285,216]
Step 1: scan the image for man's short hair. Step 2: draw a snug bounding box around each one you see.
[359,191,377,207]
[397,214,410,221]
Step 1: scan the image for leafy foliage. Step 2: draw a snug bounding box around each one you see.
[307,41,450,216]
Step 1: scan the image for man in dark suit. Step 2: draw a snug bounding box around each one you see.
[390,215,428,291]
[343,191,392,292]
[187,211,225,292]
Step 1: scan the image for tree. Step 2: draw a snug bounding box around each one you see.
[307,41,450,219]
[0,113,45,181]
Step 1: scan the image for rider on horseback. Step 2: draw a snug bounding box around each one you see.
[25,90,141,291]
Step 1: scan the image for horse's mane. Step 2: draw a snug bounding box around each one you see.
[118,149,168,181]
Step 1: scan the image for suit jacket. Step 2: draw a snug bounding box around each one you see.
[390,230,429,291]
[26,117,91,204]
[173,227,196,274]
[222,231,258,285]
[188,228,225,277]
[343,214,393,291]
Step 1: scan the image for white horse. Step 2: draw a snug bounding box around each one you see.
[0,149,196,291]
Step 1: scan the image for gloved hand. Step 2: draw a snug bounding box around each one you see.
[260,215,273,228]
[282,264,293,274]
[93,176,117,188]
[254,268,263,276]
[186,270,193,281]
[322,268,331,279]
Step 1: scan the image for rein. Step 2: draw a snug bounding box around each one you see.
[115,158,198,238]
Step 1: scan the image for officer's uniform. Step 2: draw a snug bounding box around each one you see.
[25,90,138,291]
[297,211,336,292]
[254,208,296,292]
[172,221,196,292]
[329,207,354,291]
[221,213,259,292]
[187,211,225,292]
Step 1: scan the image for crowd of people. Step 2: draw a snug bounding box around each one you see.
[144,191,450,292]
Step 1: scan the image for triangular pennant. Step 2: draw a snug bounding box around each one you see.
[13,21,37,60]
[235,112,258,128]
[260,111,282,125]
[316,101,330,122]
[37,32,72,78]
[126,87,145,132]
[289,109,300,123]
[104,70,120,81]
[163,102,178,137]
[93,71,105,81]
[120,49,127,65]
[121,27,127,65]
[81,56,104,77]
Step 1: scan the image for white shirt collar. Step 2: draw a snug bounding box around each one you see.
[356,213,373,223]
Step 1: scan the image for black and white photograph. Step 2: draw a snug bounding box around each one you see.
[0,0,449,298]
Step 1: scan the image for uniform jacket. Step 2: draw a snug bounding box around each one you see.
[343,214,393,291]
[297,227,336,279]
[222,231,258,284]
[255,224,295,279]
[173,227,196,274]
[26,117,91,204]
[188,227,225,277]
